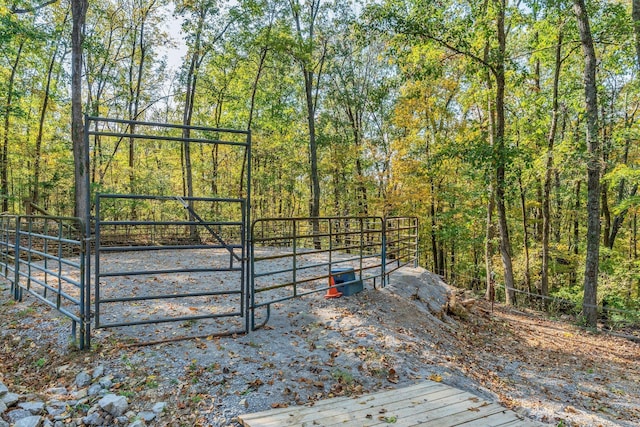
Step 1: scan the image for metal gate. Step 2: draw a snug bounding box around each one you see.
[86,116,251,338]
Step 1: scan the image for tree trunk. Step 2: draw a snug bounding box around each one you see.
[633,0,640,69]
[518,176,531,295]
[485,191,495,301]
[573,0,601,328]
[346,106,369,215]
[541,29,564,299]
[241,45,268,197]
[570,180,581,286]
[33,12,68,206]
[182,52,198,239]
[494,0,516,305]
[290,0,324,249]
[2,41,24,213]
[72,0,88,220]
[304,69,321,246]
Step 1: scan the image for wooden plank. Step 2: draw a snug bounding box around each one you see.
[402,400,506,426]
[493,417,545,426]
[453,409,531,426]
[239,382,438,424]
[322,387,466,427]
[367,392,485,427]
[360,389,480,427]
[241,382,450,427]
[239,381,544,427]
[239,383,438,425]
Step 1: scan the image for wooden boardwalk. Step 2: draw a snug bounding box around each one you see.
[239,381,546,427]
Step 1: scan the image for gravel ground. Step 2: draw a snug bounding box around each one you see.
[1,256,639,427]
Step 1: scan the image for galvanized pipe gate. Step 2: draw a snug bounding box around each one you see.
[0,117,419,349]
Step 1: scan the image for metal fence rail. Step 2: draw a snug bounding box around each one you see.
[385,217,419,274]
[0,214,90,348]
[249,216,418,330]
[0,215,19,296]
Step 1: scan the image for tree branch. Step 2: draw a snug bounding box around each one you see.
[11,0,58,13]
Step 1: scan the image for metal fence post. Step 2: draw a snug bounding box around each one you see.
[82,225,92,350]
[381,217,387,288]
[13,216,21,301]
[413,218,419,268]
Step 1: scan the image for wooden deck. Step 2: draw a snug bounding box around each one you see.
[239,381,546,427]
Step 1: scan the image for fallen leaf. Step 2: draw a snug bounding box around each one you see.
[271,402,288,408]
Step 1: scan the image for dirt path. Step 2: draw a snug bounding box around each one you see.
[1,266,638,426]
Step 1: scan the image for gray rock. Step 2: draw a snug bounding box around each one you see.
[0,421,8,427]
[98,394,128,417]
[75,397,89,406]
[19,401,45,414]
[137,410,156,422]
[0,381,7,396]
[86,403,100,415]
[72,388,87,399]
[14,416,42,427]
[7,408,33,423]
[0,399,7,414]
[45,404,66,417]
[82,412,104,426]
[1,391,19,407]
[116,416,129,424]
[128,421,145,427]
[53,422,65,427]
[97,377,112,389]
[42,420,53,427]
[75,372,91,388]
[87,384,103,396]
[46,387,67,395]
[92,366,105,379]
[151,402,166,414]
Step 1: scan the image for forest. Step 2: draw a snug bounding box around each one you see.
[1,0,639,327]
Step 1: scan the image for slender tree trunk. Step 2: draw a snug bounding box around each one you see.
[607,111,638,248]
[633,0,640,69]
[485,192,495,301]
[127,10,148,220]
[241,45,268,197]
[2,41,24,212]
[541,29,564,299]
[33,12,68,206]
[304,69,321,245]
[570,180,581,286]
[574,0,601,328]
[483,33,496,302]
[180,7,209,239]
[290,0,324,248]
[346,106,368,215]
[518,176,531,295]
[602,182,611,247]
[430,180,438,273]
[494,0,516,305]
[72,0,88,220]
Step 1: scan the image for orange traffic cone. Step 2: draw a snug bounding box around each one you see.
[324,275,342,299]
